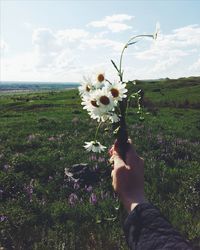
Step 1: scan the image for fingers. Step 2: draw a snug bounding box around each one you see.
[108,146,114,157]
[109,138,133,157]
[109,155,114,166]
[109,138,141,170]
[113,152,125,166]
[109,142,126,169]
[109,153,124,170]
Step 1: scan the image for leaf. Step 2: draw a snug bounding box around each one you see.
[131,94,136,98]
[113,126,120,134]
[104,217,117,222]
[111,59,119,72]
[127,41,138,46]
[133,80,137,85]
[139,116,145,121]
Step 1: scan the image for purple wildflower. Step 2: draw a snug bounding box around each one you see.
[93,164,99,171]
[68,193,78,206]
[0,215,7,222]
[85,185,93,192]
[0,189,3,199]
[89,193,97,205]
[48,136,56,142]
[3,164,11,171]
[73,182,80,190]
[89,154,97,161]
[48,176,53,181]
[98,156,105,162]
[157,134,163,144]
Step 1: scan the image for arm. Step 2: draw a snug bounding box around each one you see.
[109,141,192,250]
[124,203,192,250]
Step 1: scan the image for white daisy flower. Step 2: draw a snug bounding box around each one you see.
[89,110,105,122]
[108,113,120,123]
[79,76,94,96]
[80,83,119,123]
[95,72,105,88]
[89,111,120,124]
[80,91,105,121]
[84,141,106,153]
[153,22,160,40]
[82,88,115,111]
[81,90,99,111]
[94,88,116,112]
[104,81,127,102]
[89,111,110,122]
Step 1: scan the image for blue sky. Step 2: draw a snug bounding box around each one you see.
[1,0,200,82]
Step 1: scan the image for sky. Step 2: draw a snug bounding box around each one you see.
[0,0,200,82]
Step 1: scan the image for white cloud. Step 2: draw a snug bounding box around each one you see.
[1,28,87,82]
[2,22,200,82]
[104,14,133,23]
[24,22,32,29]
[130,25,200,78]
[32,27,88,71]
[0,40,9,52]
[56,29,89,44]
[1,53,37,81]
[88,14,134,32]
[83,38,123,52]
[189,56,200,73]
[135,24,200,59]
[172,24,200,47]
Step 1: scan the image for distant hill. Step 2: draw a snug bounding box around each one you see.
[0,82,80,92]
[127,76,200,110]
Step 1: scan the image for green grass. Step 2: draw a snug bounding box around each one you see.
[0,77,200,249]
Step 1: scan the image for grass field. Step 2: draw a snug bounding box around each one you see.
[0,77,200,249]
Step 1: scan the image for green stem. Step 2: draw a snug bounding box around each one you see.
[125,94,134,116]
[119,34,153,81]
[94,121,102,141]
[105,79,112,84]
[114,34,154,161]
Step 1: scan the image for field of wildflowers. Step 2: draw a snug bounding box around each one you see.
[0,77,200,249]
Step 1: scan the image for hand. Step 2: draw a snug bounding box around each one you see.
[109,140,145,213]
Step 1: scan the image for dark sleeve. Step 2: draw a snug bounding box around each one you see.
[123,203,192,250]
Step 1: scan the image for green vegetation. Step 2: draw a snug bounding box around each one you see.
[0,77,200,249]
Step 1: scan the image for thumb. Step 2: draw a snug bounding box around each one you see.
[112,150,126,169]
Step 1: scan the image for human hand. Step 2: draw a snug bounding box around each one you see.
[109,140,145,213]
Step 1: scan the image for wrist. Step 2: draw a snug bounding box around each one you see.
[122,195,146,213]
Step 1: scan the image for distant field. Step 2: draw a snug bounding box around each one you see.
[0,82,80,93]
[0,77,200,249]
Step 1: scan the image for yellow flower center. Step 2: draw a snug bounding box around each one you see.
[91,100,99,107]
[86,85,91,92]
[93,141,99,146]
[100,95,110,105]
[111,88,119,98]
[97,74,105,82]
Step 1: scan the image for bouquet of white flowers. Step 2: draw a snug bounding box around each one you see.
[79,24,159,160]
